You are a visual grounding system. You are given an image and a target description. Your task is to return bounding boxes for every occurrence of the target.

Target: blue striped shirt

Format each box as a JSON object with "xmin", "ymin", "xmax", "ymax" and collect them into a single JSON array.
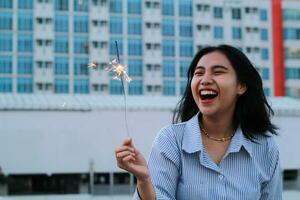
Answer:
[{"xmin": 133, "ymin": 114, "xmax": 282, "ymax": 200}]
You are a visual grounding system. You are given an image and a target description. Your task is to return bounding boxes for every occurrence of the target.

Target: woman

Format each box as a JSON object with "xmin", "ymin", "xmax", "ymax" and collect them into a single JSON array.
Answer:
[{"xmin": 115, "ymin": 45, "xmax": 282, "ymax": 199}]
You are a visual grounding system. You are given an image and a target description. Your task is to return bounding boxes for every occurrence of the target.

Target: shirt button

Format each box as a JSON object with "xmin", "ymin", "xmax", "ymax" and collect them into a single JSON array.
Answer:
[{"xmin": 218, "ymin": 174, "xmax": 224, "ymax": 180}]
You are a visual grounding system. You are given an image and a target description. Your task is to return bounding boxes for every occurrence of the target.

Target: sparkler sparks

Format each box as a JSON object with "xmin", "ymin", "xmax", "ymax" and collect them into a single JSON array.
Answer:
[{"xmin": 106, "ymin": 59, "xmax": 132, "ymax": 82}]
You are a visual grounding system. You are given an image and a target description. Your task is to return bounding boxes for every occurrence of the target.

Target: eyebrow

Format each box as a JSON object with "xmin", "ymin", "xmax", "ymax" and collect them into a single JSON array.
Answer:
[{"xmin": 195, "ymin": 65, "xmax": 229, "ymax": 71}]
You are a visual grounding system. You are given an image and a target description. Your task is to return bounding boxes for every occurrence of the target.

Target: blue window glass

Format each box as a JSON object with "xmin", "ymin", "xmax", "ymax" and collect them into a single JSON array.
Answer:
[
  {"xmin": 128, "ymin": 38, "xmax": 142, "ymax": 56},
  {"xmin": 260, "ymin": 28, "xmax": 268, "ymax": 41},
  {"xmin": 110, "ymin": 38, "xmax": 123, "ymax": 55},
  {"xmin": 74, "ymin": 15, "xmax": 89, "ymax": 33},
  {"xmin": 180, "ymin": 40, "xmax": 193, "ymax": 57},
  {"xmin": 74, "ymin": 57, "xmax": 89, "ymax": 75},
  {"xmin": 162, "ymin": 19, "xmax": 175, "ymax": 36},
  {"xmin": 261, "ymin": 68, "xmax": 269, "ymax": 80},
  {"xmin": 18, "ymin": 34, "xmax": 32, "ymax": 52},
  {"xmin": 163, "ymin": 60, "xmax": 175, "ymax": 77},
  {"xmin": 179, "ymin": 0, "xmax": 192, "ymax": 16},
  {"xmin": 0, "ymin": 0, "xmax": 12, "ymax": 8},
  {"xmin": 263, "ymin": 88, "xmax": 270, "ymax": 96},
  {"xmin": 18, "ymin": 0, "xmax": 33, "ymax": 9},
  {"xmin": 260, "ymin": 9, "xmax": 268, "ymax": 21},
  {"xmin": 214, "ymin": 26, "xmax": 224, "ymax": 39},
  {"xmin": 128, "ymin": 59, "xmax": 143, "ymax": 76},
  {"xmin": 109, "ymin": 80, "xmax": 122, "ymax": 94},
  {"xmin": 74, "ymin": 0, "xmax": 88, "ymax": 12},
  {"xmin": 17, "ymin": 56, "xmax": 33, "ymax": 74},
  {"xmin": 0, "ymin": 77, "xmax": 12, "ymax": 93},
  {"xmin": 128, "ymin": 0, "xmax": 141, "ymax": 14},
  {"xmin": 55, "ymin": 57, "xmax": 69, "ymax": 75},
  {"xmin": 162, "ymin": 40, "xmax": 175, "ymax": 57},
  {"xmin": 129, "ymin": 80, "xmax": 143, "ymax": 95},
  {"xmin": 284, "ymin": 28, "xmax": 300, "ymax": 40},
  {"xmin": 74, "ymin": 36, "xmax": 88, "ymax": 54},
  {"xmin": 261, "ymin": 48, "xmax": 269, "ymax": 60},
  {"xmin": 0, "ymin": 56, "xmax": 12, "ymax": 74},
  {"xmin": 0, "ymin": 33, "xmax": 12, "ymax": 52},
  {"xmin": 284, "ymin": 9, "xmax": 300, "ymax": 21},
  {"xmin": 128, "ymin": 17, "xmax": 142, "ymax": 35},
  {"xmin": 55, "ymin": 15, "xmax": 69, "ymax": 32},
  {"xmin": 180, "ymin": 61, "xmax": 189, "ymax": 77},
  {"xmin": 55, "ymin": 0, "xmax": 68, "ymax": 11},
  {"xmin": 285, "ymin": 68, "xmax": 300, "ymax": 79},
  {"xmin": 0, "ymin": 12, "xmax": 12, "ymax": 30},
  {"xmin": 110, "ymin": 0, "xmax": 122, "ymax": 13},
  {"xmin": 55, "ymin": 78, "xmax": 69, "ymax": 93},
  {"xmin": 110, "ymin": 16, "xmax": 123, "ymax": 34},
  {"xmin": 232, "ymin": 27, "xmax": 242, "ymax": 39},
  {"xmin": 179, "ymin": 20, "xmax": 193, "ymax": 37},
  {"xmin": 18, "ymin": 13, "xmax": 33, "ymax": 31},
  {"xmin": 74, "ymin": 78, "xmax": 89, "ymax": 94},
  {"xmin": 163, "ymin": 80, "xmax": 175, "ymax": 96},
  {"xmin": 214, "ymin": 7, "xmax": 223, "ymax": 19},
  {"xmin": 162, "ymin": 0, "xmax": 174, "ymax": 16},
  {"xmin": 180, "ymin": 80, "xmax": 187, "ymax": 95},
  {"xmin": 17, "ymin": 77, "xmax": 33, "ymax": 93},
  {"xmin": 55, "ymin": 35, "xmax": 69, "ymax": 53}
]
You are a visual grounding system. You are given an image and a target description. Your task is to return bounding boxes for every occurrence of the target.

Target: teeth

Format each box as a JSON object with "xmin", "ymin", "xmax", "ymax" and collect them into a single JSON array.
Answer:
[{"xmin": 200, "ymin": 90, "xmax": 217, "ymax": 95}]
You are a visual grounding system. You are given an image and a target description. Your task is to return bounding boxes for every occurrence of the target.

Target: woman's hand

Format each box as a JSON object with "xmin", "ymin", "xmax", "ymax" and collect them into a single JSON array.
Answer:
[{"xmin": 115, "ymin": 138, "xmax": 150, "ymax": 182}]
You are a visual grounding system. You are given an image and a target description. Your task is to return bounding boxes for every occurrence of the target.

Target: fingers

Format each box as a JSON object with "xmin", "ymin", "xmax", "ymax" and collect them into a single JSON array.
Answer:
[
  {"xmin": 115, "ymin": 145, "xmax": 135, "ymax": 154},
  {"xmin": 122, "ymin": 137, "xmax": 134, "ymax": 147}
]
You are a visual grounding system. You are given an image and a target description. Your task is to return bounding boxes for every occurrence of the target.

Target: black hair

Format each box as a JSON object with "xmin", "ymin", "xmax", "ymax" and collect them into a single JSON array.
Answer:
[{"xmin": 173, "ymin": 44, "xmax": 278, "ymax": 140}]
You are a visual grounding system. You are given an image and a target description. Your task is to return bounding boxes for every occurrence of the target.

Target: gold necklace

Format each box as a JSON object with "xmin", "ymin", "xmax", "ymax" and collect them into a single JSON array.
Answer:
[{"xmin": 200, "ymin": 126, "xmax": 234, "ymax": 142}]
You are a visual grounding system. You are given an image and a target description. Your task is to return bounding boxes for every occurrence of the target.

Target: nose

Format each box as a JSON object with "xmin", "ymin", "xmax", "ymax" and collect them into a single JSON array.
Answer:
[{"xmin": 200, "ymin": 74, "xmax": 213, "ymax": 85}]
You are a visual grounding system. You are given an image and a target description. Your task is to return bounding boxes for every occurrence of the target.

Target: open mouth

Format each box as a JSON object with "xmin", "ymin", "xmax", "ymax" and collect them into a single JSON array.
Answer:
[{"xmin": 199, "ymin": 90, "xmax": 218, "ymax": 100}]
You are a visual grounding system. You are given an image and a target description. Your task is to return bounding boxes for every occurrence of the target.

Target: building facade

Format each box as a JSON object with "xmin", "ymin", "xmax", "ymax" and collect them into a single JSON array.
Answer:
[{"xmin": 0, "ymin": 0, "xmax": 299, "ymax": 97}]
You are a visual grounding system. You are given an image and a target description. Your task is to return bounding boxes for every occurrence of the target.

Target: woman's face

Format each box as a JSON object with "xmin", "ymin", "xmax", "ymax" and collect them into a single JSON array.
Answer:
[{"xmin": 191, "ymin": 51, "xmax": 247, "ymax": 118}]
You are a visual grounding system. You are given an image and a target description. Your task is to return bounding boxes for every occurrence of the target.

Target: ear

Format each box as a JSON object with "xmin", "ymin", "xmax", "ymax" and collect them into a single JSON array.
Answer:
[{"xmin": 237, "ymin": 83, "xmax": 247, "ymax": 96}]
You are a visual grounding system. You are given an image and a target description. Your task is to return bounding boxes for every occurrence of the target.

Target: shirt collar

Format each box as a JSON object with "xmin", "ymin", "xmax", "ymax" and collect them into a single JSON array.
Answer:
[{"xmin": 182, "ymin": 113, "xmax": 253, "ymax": 157}]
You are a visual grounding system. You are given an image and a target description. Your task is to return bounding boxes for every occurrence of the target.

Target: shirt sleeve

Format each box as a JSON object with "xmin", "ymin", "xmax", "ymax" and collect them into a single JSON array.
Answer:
[
  {"xmin": 259, "ymin": 138, "xmax": 283, "ymax": 200},
  {"xmin": 132, "ymin": 126, "xmax": 181, "ymax": 200}
]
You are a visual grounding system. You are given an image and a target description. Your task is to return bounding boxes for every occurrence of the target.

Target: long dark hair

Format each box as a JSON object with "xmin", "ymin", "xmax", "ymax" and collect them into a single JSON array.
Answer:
[{"xmin": 173, "ymin": 44, "xmax": 278, "ymax": 140}]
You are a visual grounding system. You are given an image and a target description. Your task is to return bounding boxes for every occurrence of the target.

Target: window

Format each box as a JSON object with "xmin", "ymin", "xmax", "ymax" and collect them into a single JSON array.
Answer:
[
  {"xmin": 260, "ymin": 9, "xmax": 268, "ymax": 21},
  {"xmin": 232, "ymin": 8, "xmax": 241, "ymax": 20},
  {"xmin": 55, "ymin": 15, "xmax": 68, "ymax": 32},
  {"xmin": 0, "ymin": 33, "xmax": 12, "ymax": 52},
  {"xmin": 55, "ymin": 78, "xmax": 69, "ymax": 93},
  {"xmin": 0, "ymin": 12, "xmax": 12, "ymax": 30},
  {"xmin": 110, "ymin": 16, "xmax": 123, "ymax": 34},
  {"xmin": 163, "ymin": 80, "xmax": 175, "ymax": 96},
  {"xmin": 18, "ymin": 34, "xmax": 33, "ymax": 52},
  {"xmin": 260, "ymin": 28, "xmax": 268, "ymax": 41},
  {"xmin": 162, "ymin": 0, "xmax": 174, "ymax": 16},
  {"xmin": 74, "ymin": 79, "xmax": 89, "ymax": 94},
  {"xmin": 0, "ymin": 0, "xmax": 12, "ymax": 8},
  {"xmin": 128, "ymin": 0, "xmax": 141, "ymax": 14},
  {"xmin": 18, "ymin": 13, "xmax": 33, "ymax": 31},
  {"xmin": 261, "ymin": 68, "xmax": 269, "ymax": 80},
  {"xmin": 55, "ymin": 0, "xmax": 68, "ymax": 11},
  {"xmin": 284, "ymin": 9, "xmax": 300, "ymax": 21},
  {"xmin": 286, "ymin": 68, "xmax": 300, "ymax": 79},
  {"xmin": 18, "ymin": 0, "xmax": 33, "ymax": 9},
  {"xmin": 162, "ymin": 19, "xmax": 174, "ymax": 36},
  {"xmin": 17, "ymin": 56, "xmax": 33, "ymax": 74},
  {"xmin": 110, "ymin": 80, "xmax": 122, "ymax": 94},
  {"xmin": 110, "ymin": 38, "xmax": 123, "ymax": 55},
  {"xmin": 110, "ymin": 0, "xmax": 122, "ymax": 13},
  {"xmin": 128, "ymin": 38, "xmax": 142, "ymax": 56},
  {"xmin": 129, "ymin": 80, "xmax": 143, "ymax": 95},
  {"xmin": 17, "ymin": 77, "xmax": 33, "ymax": 93},
  {"xmin": 74, "ymin": 36, "xmax": 88, "ymax": 54},
  {"xmin": 284, "ymin": 28, "xmax": 300, "ymax": 40},
  {"xmin": 180, "ymin": 80, "xmax": 187, "ymax": 95},
  {"xmin": 179, "ymin": 20, "xmax": 193, "ymax": 37},
  {"xmin": 55, "ymin": 57, "xmax": 69, "ymax": 75},
  {"xmin": 180, "ymin": 40, "xmax": 193, "ymax": 57},
  {"xmin": 232, "ymin": 27, "xmax": 242, "ymax": 39},
  {"xmin": 179, "ymin": 0, "xmax": 192, "ymax": 16},
  {"xmin": 261, "ymin": 48, "xmax": 269, "ymax": 60},
  {"xmin": 74, "ymin": 0, "xmax": 88, "ymax": 12},
  {"xmin": 128, "ymin": 59, "xmax": 143, "ymax": 76},
  {"xmin": 0, "ymin": 56, "xmax": 12, "ymax": 74},
  {"xmin": 162, "ymin": 40, "xmax": 175, "ymax": 57},
  {"xmin": 55, "ymin": 35, "xmax": 69, "ymax": 53},
  {"xmin": 214, "ymin": 26, "xmax": 223, "ymax": 39},
  {"xmin": 180, "ymin": 61, "xmax": 189, "ymax": 77},
  {"xmin": 74, "ymin": 16, "xmax": 89, "ymax": 33},
  {"xmin": 163, "ymin": 60, "xmax": 175, "ymax": 77},
  {"xmin": 74, "ymin": 57, "xmax": 89, "ymax": 75},
  {"xmin": 214, "ymin": 7, "xmax": 223, "ymax": 19},
  {"xmin": 128, "ymin": 17, "xmax": 142, "ymax": 35},
  {"xmin": 263, "ymin": 88, "xmax": 270, "ymax": 97},
  {"xmin": 0, "ymin": 77, "xmax": 12, "ymax": 92}
]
